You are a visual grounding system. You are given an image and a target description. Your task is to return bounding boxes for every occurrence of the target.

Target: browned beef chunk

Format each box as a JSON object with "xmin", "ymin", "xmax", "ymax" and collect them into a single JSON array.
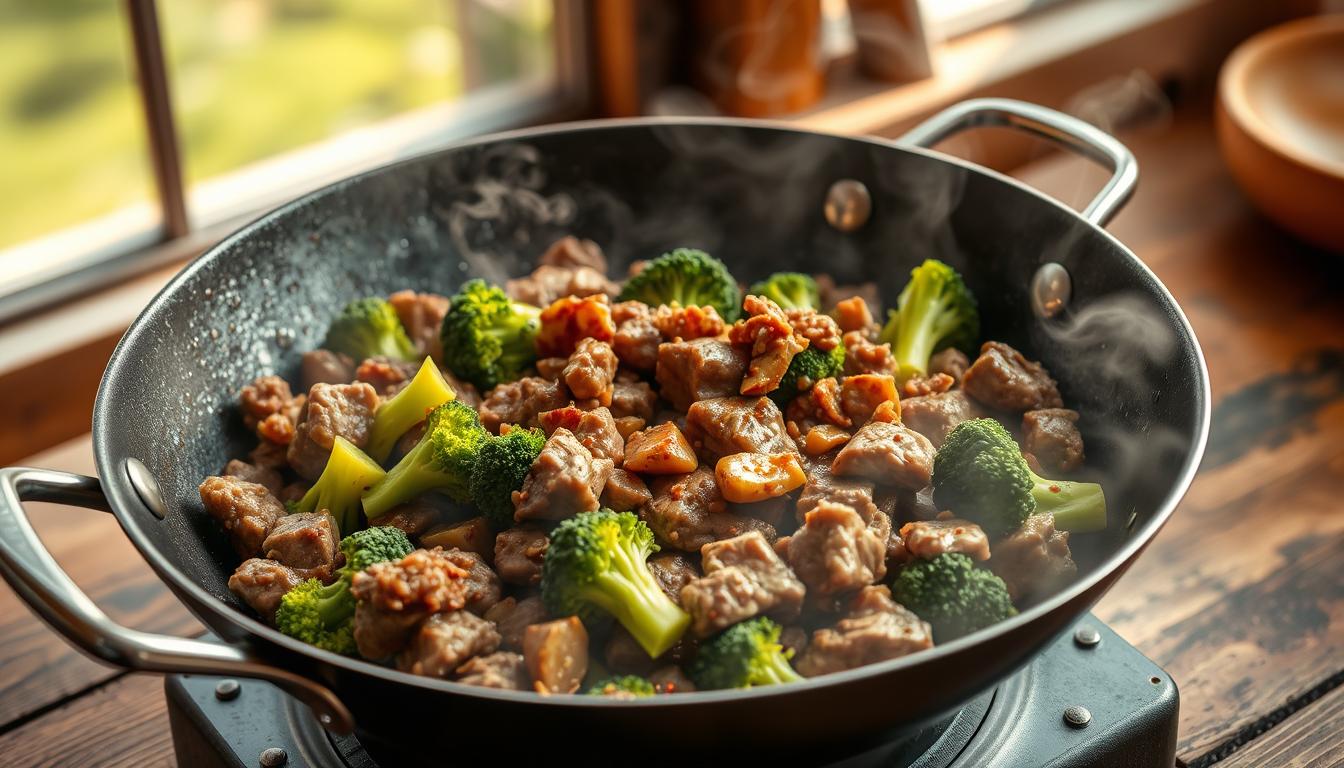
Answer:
[
  {"xmin": 796, "ymin": 585, "xmax": 934, "ymax": 676},
  {"xmin": 788, "ymin": 502, "xmax": 886, "ymax": 596},
  {"xmin": 262, "ymin": 512, "xmax": 339, "ymax": 581},
  {"xmin": 1022, "ymin": 408, "xmax": 1085, "ymax": 473},
  {"xmin": 831, "ymin": 422, "xmax": 935, "ymax": 489},
  {"xmin": 440, "ymin": 548, "xmax": 502, "ymax": 615},
  {"xmin": 540, "ymin": 236, "xmax": 607, "ymax": 272},
  {"xmin": 278, "ymin": 481, "xmax": 309, "ymax": 504},
  {"xmin": 249, "ymin": 440, "xmax": 291, "ymax": 471},
  {"xmin": 609, "ymin": 380, "xmax": 658, "ymax": 423},
  {"xmin": 901, "ymin": 390, "xmax": 980, "ymax": 449},
  {"xmin": 647, "ymin": 552, "xmax": 700, "ymax": 606},
  {"xmin": 929, "ymin": 348, "xmax": 970, "ymax": 383},
  {"xmin": 506, "ymin": 264, "xmax": 617, "ymax": 307},
  {"xmin": 656, "ymin": 338, "xmax": 749, "ymax": 412},
  {"xmin": 563, "ymin": 338, "xmax": 618, "ymax": 406},
  {"xmin": 454, "ymin": 651, "xmax": 528, "ymax": 690},
  {"xmin": 604, "ymin": 626, "xmax": 657, "ymax": 675},
  {"xmin": 387, "ymin": 290, "xmax": 450, "ymax": 363},
  {"xmin": 601, "ymin": 468, "xmax": 653, "ymax": 512},
  {"xmin": 642, "ymin": 468, "xmax": 775, "ymax": 552},
  {"xmin": 513, "ymin": 429, "xmax": 614, "ymax": 521},
  {"xmin": 623, "ymin": 422, "xmax": 698, "ymax": 474},
  {"xmin": 352, "ymin": 604, "xmax": 424, "ymax": 661},
  {"xmin": 228, "ymin": 559, "xmax": 302, "ymax": 623},
  {"xmin": 379, "ymin": 501, "xmax": 445, "ymax": 541},
  {"xmin": 350, "ymin": 548, "xmax": 473, "ymax": 659},
  {"xmin": 538, "ymin": 406, "xmax": 624, "ymax": 464},
  {"xmin": 681, "ymin": 531, "xmax": 805, "ymax": 637},
  {"xmin": 963, "ymin": 341, "xmax": 1063, "ymax": 412},
  {"xmin": 479, "ymin": 377, "xmax": 568, "ymax": 434},
  {"xmin": 524, "ymin": 616, "xmax": 589, "ymax": 694},
  {"xmin": 611, "ymin": 301, "xmax": 661, "ymax": 372},
  {"xmin": 990, "ymin": 513, "xmax": 1077, "ymax": 602},
  {"xmin": 684, "ymin": 396, "xmax": 797, "ymax": 460},
  {"xmin": 354, "ymin": 356, "xmax": 419, "ymax": 397},
  {"xmin": 535, "ymin": 356, "xmax": 567, "ymax": 381},
  {"xmin": 223, "ymin": 459, "xmax": 281, "ymax": 496},
  {"xmin": 796, "ymin": 456, "xmax": 879, "ymax": 525},
  {"xmin": 484, "ymin": 595, "xmax": 549, "ymax": 651},
  {"xmin": 899, "ymin": 519, "xmax": 990, "ymax": 561},
  {"xmin": 779, "ymin": 625, "xmax": 810, "ymax": 657},
  {"xmin": 729, "ymin": 295, "xmax": 810, "ymax": 396},
  {"xmin": 301, "ymin": 349, "xmax": 355, "ymax": 390},
  {"xmin": 286, "ymin": 382, "xmax": 379, "ymax": 480},
  {"xmin": 494, "ymin": 527, "xmax": 549, "ymax": 586},
  {"xmin": 199, "ymin": 476, "xmax": 285, "ymax": 559},
  {"xmin": 649, "ymin": 665, "xmax": 697, "ymax": 694},
  {"xmin": 239, "ymin": 376, "xmax": 298, "ymax": 432},
  {"xmin": 396, "ymin": 611, "xmax": 501, "ymax": 678}
]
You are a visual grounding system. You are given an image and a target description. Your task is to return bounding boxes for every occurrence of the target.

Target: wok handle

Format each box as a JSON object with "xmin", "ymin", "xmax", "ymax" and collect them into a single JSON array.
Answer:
[
  {"xmin": 0, "ymin": 466, "xmax": 355, "ymax": 734},
  {"xmin": 899, "ymin": 97, "xmax": 1138, "ymax": 227}
]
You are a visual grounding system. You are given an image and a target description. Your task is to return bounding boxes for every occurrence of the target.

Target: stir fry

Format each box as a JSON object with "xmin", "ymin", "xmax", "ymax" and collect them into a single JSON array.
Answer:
[{"xmin": 200, "ymin": 237, "xmax": 1105, "ymax": 695}]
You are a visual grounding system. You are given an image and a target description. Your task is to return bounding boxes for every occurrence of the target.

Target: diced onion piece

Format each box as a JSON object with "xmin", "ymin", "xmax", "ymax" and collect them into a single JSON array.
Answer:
[
  {"xmin": 804, "ymin": 424, "xmax": 852, "ymax": 456},
  {"xmin": 714, "ymin": 452, "xmax": 806, "ymax": 503},
  {"xmin": 623, "ymin": 422, "xmax": 698, "ymax": 474}
]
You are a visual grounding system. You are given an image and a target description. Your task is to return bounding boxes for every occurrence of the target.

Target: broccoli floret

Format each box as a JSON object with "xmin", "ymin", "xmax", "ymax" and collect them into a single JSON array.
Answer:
[
  {"xmin": 361, "ymin": 400, "xmax": 488, "ymax": 519},
  {"xmin": 877, "ymin": 259, "xmax": 979, "ymax": 379},
  {"xmin": 689, "ymin": 617, "xmax": 802, "ymax": 690},
  {"xmin": 274, "ymin": 526, "xmax": 412, "ymax": 655},
  {"xmin": 617, "ymin": 248, "xmax": 742, "ymax": 322},
  {"xmin": 291, "ymin": 436, "xmax": 386, "ymax": 538},
  {"xmin": 469, "ymin": 427, "xmax": 546, "ymax": 529},
  {"xmin": 748, "ymin": 272, "xmax": 820, "ymax": 311},
  {"xmin": 586, "ymin": 675, "xmax": 656, "ymax": 698},
  {"xmin": 541, "ymin": 509, "xmax": 690, "ymax": 658},
  {"xmin": 771, "ymin": 344, "xmax": 846, "ymax": 405},
  {"xmin": 324, "ymin": 297, "xmax": 417, "ymax": 362},
  {"xmin": 933, "ymin": 418, "xmax": 1107, "ymax": 536},
  {"xmin": 890, "ymin": 553, "xmax": 1016, "ymax": 642},
  {"xmin": 439, "ymin": 279, "xmax": 541, "ymax": 391},
  {"xmin": 366, "ymin": 357, "xmax": 457, "ymax": 463}
]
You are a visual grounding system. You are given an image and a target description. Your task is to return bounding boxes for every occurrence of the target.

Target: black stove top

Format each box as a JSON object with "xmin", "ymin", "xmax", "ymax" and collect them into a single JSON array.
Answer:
[{"xmin": 166, "ymin": 614, "xmax": 1177, "ymax": 768}]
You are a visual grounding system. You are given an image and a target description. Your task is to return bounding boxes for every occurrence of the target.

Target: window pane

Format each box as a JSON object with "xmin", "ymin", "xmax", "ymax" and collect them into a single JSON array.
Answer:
[
  {"xmin": 160, "ymin": 0, "xmax": 555, "ymax": 189},
  {"xmin": 0, "ymin": 0, "xmax": 156, "ymax": 254}
]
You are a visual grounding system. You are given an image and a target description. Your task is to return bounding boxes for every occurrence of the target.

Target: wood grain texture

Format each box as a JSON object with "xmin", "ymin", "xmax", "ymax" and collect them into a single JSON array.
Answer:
[
  {"xmin": 0, "ymin": 674, "xmax": 175, "ymax": 768},
  {"xmin": 1219, "ymin": 684, "xmax": 1344, "ymax": 768}
]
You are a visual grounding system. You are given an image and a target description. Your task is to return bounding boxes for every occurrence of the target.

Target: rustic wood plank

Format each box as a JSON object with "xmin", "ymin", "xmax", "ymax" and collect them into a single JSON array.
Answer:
[
  {"xmin": 1218, "ymin": 683, "xmax": 1344, "ymax": 768},
  {"xmin": 0, "ymin": 438, "xmax": 201, "ymax": 727},
  {"xmin": 0, "ymin": 674, "xmax": 175, "ymax": 768}
]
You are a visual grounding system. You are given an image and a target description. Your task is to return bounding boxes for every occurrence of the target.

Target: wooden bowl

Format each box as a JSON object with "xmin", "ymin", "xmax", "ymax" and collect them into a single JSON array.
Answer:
[{"xmin": 1217, "ymin": 15, "xmax": 1344, "ymax": 251}]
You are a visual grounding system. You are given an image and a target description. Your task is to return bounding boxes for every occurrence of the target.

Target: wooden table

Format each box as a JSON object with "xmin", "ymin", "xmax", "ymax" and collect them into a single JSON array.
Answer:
[{"xmin": 1, "ymin": 105, "xmax": 1340, "ymax": 767}]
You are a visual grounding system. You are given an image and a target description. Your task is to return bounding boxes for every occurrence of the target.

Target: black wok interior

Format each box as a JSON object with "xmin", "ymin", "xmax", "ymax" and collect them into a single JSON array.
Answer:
[{"xmin": 93, "ymin": 122, "xmax": 1206, "ymax": 753}]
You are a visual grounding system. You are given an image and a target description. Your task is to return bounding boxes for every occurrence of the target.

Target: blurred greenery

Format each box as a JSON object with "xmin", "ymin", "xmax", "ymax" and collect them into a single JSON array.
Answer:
[{"xmin": 0, "ymin": 0, "xmax": 551, "ymax": 252}]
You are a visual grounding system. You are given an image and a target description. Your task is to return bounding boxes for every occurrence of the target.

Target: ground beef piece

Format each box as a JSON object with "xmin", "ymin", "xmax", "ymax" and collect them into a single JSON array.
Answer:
[
  {"xmin": 623, "ymin": 422, "xmax": 698, "ymax": 474},
  {"xmin": 223, "ymin": 460, "xmax": 282, "ymax": 496},
  {"xmin": 647, "ymin": 552, "xmax": 701, "ymax": 606},
  {"xmin": 796, "ymin": 585, "xmax": 933, "ymax": 677},
  {"xmin": 479, "ymin": 377, "xmax": 568, "ymax": 434},
  {"xmin": 537, "ymin": 294, "xmax": 615, "ymax": 359},
  {"xmin": 900, "ymin": 373, "xmax": 956, "ymax": 398},
  {"xmin": 650, "ymin": 665, "xmax": 697, "ymax": 694},
  {"xmin": 656, "ymin": 339, "xmax": 750, "ymax": 412},
  {"xmin": 350, "ymin": 548, "xmax": 473, "ymax": 658},
  {"xmin": 286, "ymin": 382, "xmax": 379, "ymax": 480},
  {"xmin": 539, "ymin": 235, "xmax": 607, "ymax": 272},
  {"xmin": 378, "ymin": 501, "xmax": 444, "ymax": 541},
  {"xmin": 455, "ymin": 651, "xmax": 529, "ymax": 690},
  {"xmin": 785, "ymin": 309, "xmax": 842, "ymax": 352},
  {"xmin": 1022, "ymin": 408, "xmax": 1085, "ymax": 474},
  {"xmin": 539, "ymin": 406, "xmax": 625, "ymax": 464},
  {"xmin": 506, "ymin": 264, "xmax": 618, "ymax": 307},
  {"xmin": 990, "ymin": 513, "xmax": 1077, "ymax": 602},
  {"xmin": 494, "ymin": 527, "xmax": 549, "ymax": 586},
  {"xmin": 787, "ymin": 377, "xmax": 850, "ymax": 430},
  {"xmin": 842, "ymin": 332, "xmax": 898, "ymax": 377},
  {"xmin": 513, "ymin": 429, "xmax": 614, "ymax": 521},
  {"xmin": 301, "ymin": 349, "xmax": 355, "ymax": 390},
  {"xmin": 788, "ymin": 502, "xmax": 886, "ymax": 596},
  {"xmin": 562, "ymin": 338, "xmax": 618, "ymax": 405},
  {"xmin": 730, "ymin": 295, "xmax": 809, "ymax": 396},
  {"xmin": 681, "ymin": 531, "xmax": 805, "ymax": 637},
  {"xmin": 228, "ymin": 559, "xmax": 302, "ymax": 623},
  {"xmin": 535, "ymin": 357, "xmax": 567, "ymax": 381},
  {"xmin": 900, "ymin": 519, "xmax": 990, "ymax": 561},
  {"xmin": 609, "ymin": 380, "xmax": 658, "ymax": 422},
  {"xmin": 684, "ymin": 396, "xmax": 797, "ymax": 460},
  {"xmin": 900, "ymin": 390, "xmax": 980, "ymax": 449},
  {"xmin": 397, "ymin": 611, "xmax": 501, "ymax": 678},
  {"xmin": 239, "ymin": 376, "xmax": 299, "ymax": 432},
  {"xmin": 833, "ymin": 296, "xmax": 877, "ymax": 335},
  {"xmin": 249, "ymin": 440, "xmax": 291, "ymax": 471},
  {"xmin": 831, "ymin": 422, "xmax": 935, "ymax": 490},
  {"xmin": 262, "ymin": 512, "xmax": 339, "ymax": 581},
  {"xmin": 524, "ymin": 616, "xmax": 589, "ymax": 694},
  {"xmin": 963, "ymin": 341, "xmax": 1064, "ymax": 412},
  {"xmin": 484, "ymin": 595, "xmax": 549, "ymax": 651},
  {"xmin": 929, "ymin": 348, "xmax": 970, "ymax": 383},
  {"xmin": 601, "ymin": 468, "xmax": 653, "ymax": 512},
  {"xmin": 441, "ymin": 548, "xmax": 502, "ymax": 615},
  {"xmin": 355, "ymin": 356, "xmax": 420, "ymax": 397},
  {"xmin": 840, "ymin": 374, "xmax": 898, "ymax": 425},
  {"xmin": 388, "ymin": 290, "xmax": 450, "ymax": 363},
  {"xmin": 642, "ymin": 468, "xmax": 775, "ymax": 552},
  {"xmin": 278, "ymin": 481, "xmax": 310, "ymax": 505},
  {"xmin": 612, "ymin": 301, "xmax": 662, "ymax": 372},
  {"xmin": 199, "ymin": 476, "xmax": 286, "ymax": 559},
  {"xmin": 652, "ymin": 304, "xmax": 725, "ymax": 341}
]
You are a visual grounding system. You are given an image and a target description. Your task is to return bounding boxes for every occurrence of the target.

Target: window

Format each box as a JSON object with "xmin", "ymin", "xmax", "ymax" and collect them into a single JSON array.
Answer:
[
  {"xmin": 0, "ymin": 0, "xmax": 586, "ymax": 323},
  {"xmin": 919, "ymin": 0, "xmax": 1073, "ymax": 41}
]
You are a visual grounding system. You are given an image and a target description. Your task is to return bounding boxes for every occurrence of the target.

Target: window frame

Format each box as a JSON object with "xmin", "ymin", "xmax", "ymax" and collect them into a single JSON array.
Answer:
[{"xmin": 0, "ymin": 0, "xmax": 591, "ymax": 325}]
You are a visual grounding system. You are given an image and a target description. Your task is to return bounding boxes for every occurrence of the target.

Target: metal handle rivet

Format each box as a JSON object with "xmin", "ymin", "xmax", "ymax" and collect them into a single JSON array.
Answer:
[
  {"xmin": 259, "ymin": 747, "xmax": 288, "ymax": 767},
  {"xmin": 1031, "ymin": 262, "xmax": 1072, "ymax": 319},
  {"xmin": 1074, "ymin": 626, "xmax": 1101, "ymax": 648},
  {"xmin": 214, "ymin": 679, "xmax": 240, "ymax": 701},
  {"xmin": 1064, "ymin": 705, "xmax": 1092, "ymax": 728},
  {"xmin": 824, "ymin": 180, "xmax": 872, "ymax": 232},
  {"xmin": 125, "ymin": 458, "xmax": 168, "ymax": 519}
]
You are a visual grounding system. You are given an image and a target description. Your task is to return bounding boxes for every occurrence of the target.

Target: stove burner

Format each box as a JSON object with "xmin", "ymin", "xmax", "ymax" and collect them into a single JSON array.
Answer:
[{"xmin": 166, "ymin": 615, "xmax": 1177, "ymax": 768}]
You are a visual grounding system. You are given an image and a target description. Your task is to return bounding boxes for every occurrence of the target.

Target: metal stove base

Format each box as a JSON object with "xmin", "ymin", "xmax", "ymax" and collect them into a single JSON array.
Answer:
[{"xmin": 166, "ymin": 614, "xmax": 1177, "ymax": 768}]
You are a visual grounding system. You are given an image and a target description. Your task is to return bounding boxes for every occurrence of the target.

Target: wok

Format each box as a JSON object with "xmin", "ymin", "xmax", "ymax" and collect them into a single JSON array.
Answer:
[{"xmin": 0, "ymin": 99, "xmax": 1209, "ymax": 760}]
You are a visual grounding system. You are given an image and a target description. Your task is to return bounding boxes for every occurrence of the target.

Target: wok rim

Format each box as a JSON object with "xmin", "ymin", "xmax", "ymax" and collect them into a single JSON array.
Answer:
[{"xmin": 92, "ymin": 115, "xmax": 1212, "ymax": 709}]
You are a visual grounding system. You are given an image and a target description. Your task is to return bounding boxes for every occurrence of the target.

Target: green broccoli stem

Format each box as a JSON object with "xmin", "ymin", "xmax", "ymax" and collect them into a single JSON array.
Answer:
[
  {"xmin": 755, "ymin": 648, "xmax": 804, "ymax": 685},
  {"xmin": 315, "ymin": 579, "xmax": 356, "ymax": 627},
  {"xmin": 582, "ymin": 542, "xmax": 689, "ymax": 658},
  {"xmin": 892, "ymin": 297, "xmax": 956, "ymax": 380},
  {"xmin": 294, "ymin": 436, "xmax": 386, "ymax": 537},
  {"xmin": 366, "ymin": 358, "xmax": 456, "ymax": 463},
  {"xmin": 488, "ymin": 307, "xmax": 541, "ymax": 370},
  {"xmin": 361, "ymin": 437, "xmax": 447, "ymax": 520},
  {"xmin": 1030, "ymin": 472, "xmax": 1108, "ymax": 533}
]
